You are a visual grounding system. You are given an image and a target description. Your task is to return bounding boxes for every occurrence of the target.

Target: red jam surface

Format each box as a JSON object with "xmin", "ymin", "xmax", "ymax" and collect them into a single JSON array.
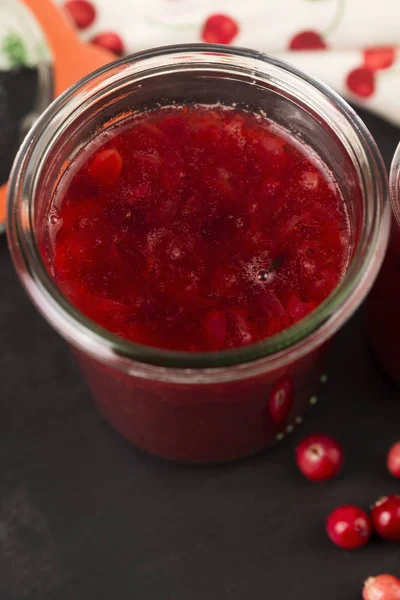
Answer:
[{"xmin": 43, "ymin": 105, "xmax": 350, "ymax": 352}]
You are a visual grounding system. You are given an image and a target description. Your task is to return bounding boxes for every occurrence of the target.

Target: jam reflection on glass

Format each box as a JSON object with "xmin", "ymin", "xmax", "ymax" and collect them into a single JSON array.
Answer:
[{"xmin": 41, "ymin": 105, "xmax": 350, "ymax": 461}]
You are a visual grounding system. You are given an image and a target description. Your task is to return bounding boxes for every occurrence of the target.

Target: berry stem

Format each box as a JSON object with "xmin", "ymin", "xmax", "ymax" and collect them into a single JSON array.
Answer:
[{"xmin": 322, "ymin": 0, "xmax": 346, "ymax": 38}]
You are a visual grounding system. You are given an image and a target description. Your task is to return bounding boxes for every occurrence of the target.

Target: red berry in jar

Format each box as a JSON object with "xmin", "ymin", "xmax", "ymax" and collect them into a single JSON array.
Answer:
[
  {"xmin": 91, "ymin": 32, "xmax": 125, "ymax": 56},
  {"xmin": 88, "ymin": 148, "xmax": 123, "ymax": 186},
  {"xmin": 202, "ymin": 310, "xmax": 227, "ymax": 350},
  {"xmin": 326, "ymin": 505, "xmax": 372, "ymax": 550},
  {"xmin": 363, "ymin": 575, "xmax": 400, "ymax": 600},
  {"xmin": 387, "ymin": 442, "xmax": 400, "ymax": 478},
  {"xmin": 289, "ymin": 30, "xmax": 327, "ymax": 51},
  {"xmin": 346, "ymin": 67, "xmax": 375, "ymax": 98},
  {"xmin": 296, "ymin": 434, "xmax": 343, "ymax": 481},
  {"xmin": 371, "ymin": 495, "xmax": 400, "ymax": 541},
  {"xmin": 268, "ymin": 376, "xmax": 293, "ymax": 424},
  {"xmin": 201, "ymin": 14, "xmax": 239, "ymax": 45},
  {"xmin": 64, "ymin": 0, "xmax": 96, "ymax": 30}
]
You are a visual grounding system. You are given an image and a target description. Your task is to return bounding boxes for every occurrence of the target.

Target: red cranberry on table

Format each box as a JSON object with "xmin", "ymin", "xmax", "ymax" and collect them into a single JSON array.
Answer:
[
  {"xmin": 295, "ymin": 434, "xmax": 344, "ymax": 481},
  {"xmin": 363, "ymin": 47, "xmax": 397, "ymax": 71},
  {"xmin": 91, "ymin": 32, "xmax": 125, "ymax": 56},
  {"xmin": 64, "ymin": 0, "xmax": 96, "ymax": 30},
  {"xmin": 387, "ymin": 442, "xmax": 400, "ymax": 478},
  {"xmin": 201, "ymin": 14, "xmax": 239, "ymax": 45},
  {"xmin": 326, "ymin": 505, "xmax": 372, "ymax": 550},
  {"xmin": 289, "ymin": 30, "xmax": 327, "ymax": 51},
  {"xmin": 346, "ymin": 68, "xmax": 375, "ymax": 98},
  {"xmin": 363, "ymin": 575, "xmax": 400, "ymax": 600},
  {"xmin": 371, "ymin": 495, "xmax": 400, "ymax": 541}
]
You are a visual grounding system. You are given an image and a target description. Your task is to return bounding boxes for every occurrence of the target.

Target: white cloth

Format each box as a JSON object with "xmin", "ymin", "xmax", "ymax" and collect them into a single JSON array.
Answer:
[{"xmin": 57, "ymin": 0, "xmax": 400, "ymax": 126}]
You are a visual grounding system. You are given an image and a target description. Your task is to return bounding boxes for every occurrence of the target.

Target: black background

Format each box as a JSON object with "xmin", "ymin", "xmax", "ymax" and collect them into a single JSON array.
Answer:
[{"xmin": 0, "ymin": 107, "xmax": 399, "ymax": 600}]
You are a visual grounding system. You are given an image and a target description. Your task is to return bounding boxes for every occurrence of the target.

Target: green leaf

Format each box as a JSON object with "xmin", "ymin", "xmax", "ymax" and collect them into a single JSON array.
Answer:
[{"xmin": 2, "ymin": 32, "xmax": 28, "ymax": 68}]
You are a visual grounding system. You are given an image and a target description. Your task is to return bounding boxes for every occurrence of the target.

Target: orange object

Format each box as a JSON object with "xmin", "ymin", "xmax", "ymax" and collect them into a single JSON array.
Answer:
[{"xmin": 0, "ymin": 0, "xmax": 115, "ymax": 226}]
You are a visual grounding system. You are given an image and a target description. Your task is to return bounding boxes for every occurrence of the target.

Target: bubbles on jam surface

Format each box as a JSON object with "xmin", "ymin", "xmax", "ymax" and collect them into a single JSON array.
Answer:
[
  {"xmin": 43, "ymin": 105, "xmax": 350, "ymax": 351},
  {"xmin": 257, "ymin": 270, "xmax": 269, "ymax": 282}
]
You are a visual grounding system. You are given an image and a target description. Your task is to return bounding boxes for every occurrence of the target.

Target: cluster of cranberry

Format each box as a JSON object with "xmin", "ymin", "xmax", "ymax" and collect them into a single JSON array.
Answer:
[{"xmin": 296, "ymin": 436, "xmax": 400, "ymax": 598}]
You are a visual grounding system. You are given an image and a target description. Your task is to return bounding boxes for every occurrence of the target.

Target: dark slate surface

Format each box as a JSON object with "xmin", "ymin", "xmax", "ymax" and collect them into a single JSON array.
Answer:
[{"xmin": 0, "ymin": 105, "xmax": 399, "ymax": 600}]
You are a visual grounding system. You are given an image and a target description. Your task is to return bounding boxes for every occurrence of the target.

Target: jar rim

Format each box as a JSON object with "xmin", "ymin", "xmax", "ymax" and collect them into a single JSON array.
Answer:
[
  {"xmin": 390, "ymin": 143, "xmax": 400, "ymax": 226},
  {"xmin": 6, "ymin": 43, "xmax": 390, "ymax": 380}
]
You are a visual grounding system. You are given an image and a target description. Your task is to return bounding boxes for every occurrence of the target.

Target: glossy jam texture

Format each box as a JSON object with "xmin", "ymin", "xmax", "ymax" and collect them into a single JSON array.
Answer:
[{"xmin": 44, "ymin": 105, "xmax": 350, "ymax": 351}]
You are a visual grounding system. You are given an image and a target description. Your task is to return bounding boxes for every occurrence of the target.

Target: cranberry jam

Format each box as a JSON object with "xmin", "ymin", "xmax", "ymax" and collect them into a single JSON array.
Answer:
[{"xmin": 43, "ymin": 105, "xmax": 350, "ymax": 351}]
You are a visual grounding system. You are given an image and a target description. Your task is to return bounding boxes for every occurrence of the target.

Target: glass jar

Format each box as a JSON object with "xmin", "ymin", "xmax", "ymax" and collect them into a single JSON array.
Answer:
[
  {"xmin": 367, "ymin": 143, "xmax": 400, "ymax": 382},
  {"xmin": 7, "ymin": 44, "xmax": 389, "ymax": 462},
  {"xmin": 0, "ymin": 0, "xmax": 53, "ymax": 231}
]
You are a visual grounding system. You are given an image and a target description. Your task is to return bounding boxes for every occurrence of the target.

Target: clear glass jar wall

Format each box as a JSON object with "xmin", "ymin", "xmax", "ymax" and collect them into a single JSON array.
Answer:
[{"xmin": 7, "ymin": 45, "xmax": 389, "ymax": 462}]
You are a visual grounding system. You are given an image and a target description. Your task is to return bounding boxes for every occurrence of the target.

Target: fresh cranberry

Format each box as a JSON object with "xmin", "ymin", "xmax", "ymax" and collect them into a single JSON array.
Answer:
[
  {"xmin": 91, "ymin": 32, "xmax": 125, "ymax": 56},
  {"xmin": 387, "ymin": 442, "xmax": 400, "ymax": 478},
  {"xmin": 201, "ymin": 14, "xmax": 239, "ymax": 45},
  {"xmin": 289, "ymin": 30, "xmax": 327, "ymax": 51},
  {"xmin": 296, "ymin": 434, "xmax": 343, "ymax": 481},
  {"xmin": 326, "ymin": 505, "xmax": 372, "ymax": 549},
  {"xmin": 64, "ymin": 0, "xmax": 96, "ymax": 30},
  {"xmin": 88, "ymin": 148, "xmax": 123, "ymax": 185},
  {"xmin": 268, "ymin": 376, "xmax": 293, "ymax": 424},
  {"xmin": 346, "ymin": 68, "xmax": 375, "ymax": 98},
  {"xmin": 371, "ymin": 495, "xmax": 400, "ymax": 541},
  {"xmin": 363, "ymin": 575, "xmax": 400, "ymax": 600},
  {"xmin": 363, "ymin": 47, "xmax": 396, "ymax": 71}
]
